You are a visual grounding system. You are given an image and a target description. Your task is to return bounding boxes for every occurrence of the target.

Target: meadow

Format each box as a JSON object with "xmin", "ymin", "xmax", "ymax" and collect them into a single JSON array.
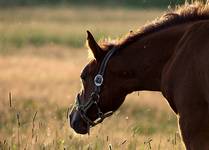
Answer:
[{"xmin": 0, "ymin": 6, "xmax": 184, "ymax": 149}]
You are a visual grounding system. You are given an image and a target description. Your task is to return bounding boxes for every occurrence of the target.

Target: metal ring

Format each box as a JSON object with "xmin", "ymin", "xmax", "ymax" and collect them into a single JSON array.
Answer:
[{"xmin": 94, "ymin": 74, "xmax": 103, "ymax": 87}]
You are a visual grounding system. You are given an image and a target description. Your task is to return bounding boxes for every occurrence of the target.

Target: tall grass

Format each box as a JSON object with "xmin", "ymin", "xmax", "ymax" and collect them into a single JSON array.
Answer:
[
  {"xmin": 0, "ymin": 7, "xmax": 163, "ymax": 52},
  {"xmin": 0, "ymin": 6, "xmax": 185, "ymax": 149},
  {"xmin": 0, "ymin": 95, "xmax": 183, "ymax": 149}
]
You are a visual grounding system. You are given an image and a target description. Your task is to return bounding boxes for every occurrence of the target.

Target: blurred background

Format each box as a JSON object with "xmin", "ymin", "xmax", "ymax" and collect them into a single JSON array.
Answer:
[
  {"xmin": 0, "ymin": 0, "xmax": 185, "ymax": 7},
  {"xmin": 0, "ymin": 0, "xmax": 199, "ymax": 149}
]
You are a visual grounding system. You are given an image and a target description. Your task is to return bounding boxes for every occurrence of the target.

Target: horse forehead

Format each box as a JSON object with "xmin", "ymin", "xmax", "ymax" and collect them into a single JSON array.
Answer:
[
  {"xmin": 81, "ymin": 60, "xmax": 97, "ymax": 74},
  {"xmin": 81, "ymin": 65, "xmax": 88, "ymax": 76}
]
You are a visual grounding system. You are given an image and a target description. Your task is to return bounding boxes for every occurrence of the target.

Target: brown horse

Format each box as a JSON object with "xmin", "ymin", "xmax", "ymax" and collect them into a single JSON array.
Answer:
[{"xmin": 69, "ymin": 3, "xmax": 209, "ymax": 150}]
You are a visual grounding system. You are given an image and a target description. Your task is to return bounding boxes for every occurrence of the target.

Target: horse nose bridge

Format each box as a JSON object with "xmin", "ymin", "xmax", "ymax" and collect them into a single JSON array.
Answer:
[
  {"xmin": 69, "ymin": 93, "xmax": 80, "ymax": 121},
  {"xmin": 69, "ymin": 108, "xmax": 76, "ymax": 121}
]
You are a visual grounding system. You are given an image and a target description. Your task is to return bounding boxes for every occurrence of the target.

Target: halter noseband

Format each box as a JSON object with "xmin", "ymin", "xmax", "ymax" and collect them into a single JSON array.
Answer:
[{"xmin": 75, "ymin": 47, "xmax": 118, "ymax": 128}]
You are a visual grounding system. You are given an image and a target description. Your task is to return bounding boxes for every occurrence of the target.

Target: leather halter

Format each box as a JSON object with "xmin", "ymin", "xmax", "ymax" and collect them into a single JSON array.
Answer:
[{"xmin": 75, "ymin": 47, "xmax": 118, "ymax": 128}]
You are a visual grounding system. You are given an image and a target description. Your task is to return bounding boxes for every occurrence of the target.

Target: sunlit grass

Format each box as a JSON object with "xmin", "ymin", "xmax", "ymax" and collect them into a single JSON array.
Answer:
[
  {"xmin": 0, "ymin": 7, "xmax": 163, "ymax": 51},
  {"xmin": 0, "ymin": 96, "xmax": 183, "ymax": 150},
  {"xmin": 0, "ymin": 48, "xmax": 184, "ymax": 149},
  {"xmin": 0, "ymin": 6, "xmax": 185, "ymax": 149}
]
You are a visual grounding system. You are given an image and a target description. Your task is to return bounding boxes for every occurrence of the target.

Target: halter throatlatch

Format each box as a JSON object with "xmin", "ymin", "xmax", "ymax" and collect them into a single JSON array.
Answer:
[{"xmin": 74, "ymin": 47, "xmax": 118, "ymax": 128}]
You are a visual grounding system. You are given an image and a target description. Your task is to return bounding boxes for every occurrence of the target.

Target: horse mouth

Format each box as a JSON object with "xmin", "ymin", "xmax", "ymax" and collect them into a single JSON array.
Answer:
[
  {"xmin": 72, "ymin": 125, "xmax": 89, "ymax": 134},
  {"xmin": 70, "ymin": 120, "xmax": 89, "ymax": 134}
]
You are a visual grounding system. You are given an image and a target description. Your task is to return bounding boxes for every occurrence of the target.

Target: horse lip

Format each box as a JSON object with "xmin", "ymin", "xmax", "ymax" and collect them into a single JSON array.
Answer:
[
  {"xmin": 70, "ymin": 119, "xmax": 88, "ymax": 134},
  {"xmin": 73, "ymin": 126, "xmax": 89, "ymax": 134}
]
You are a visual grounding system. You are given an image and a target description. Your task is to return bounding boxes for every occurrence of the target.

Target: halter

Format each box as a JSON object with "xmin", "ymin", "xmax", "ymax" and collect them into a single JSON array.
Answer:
[{"xmin": 75, "ymin": 47, "xmax": 118, "ymax": 128}]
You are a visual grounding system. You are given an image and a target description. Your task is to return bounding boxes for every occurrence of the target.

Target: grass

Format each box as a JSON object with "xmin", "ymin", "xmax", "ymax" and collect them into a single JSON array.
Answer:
[
  {"xmin": 0, "ymin": 6, "xmax": 185, "ymax": 149},
  {"xmin": 0, "ymin": 6, "xmax": 163, "ymax": 52},
  {"xmin": 0, "ymin": 96, "xmax": 183, "ymax": 150}
]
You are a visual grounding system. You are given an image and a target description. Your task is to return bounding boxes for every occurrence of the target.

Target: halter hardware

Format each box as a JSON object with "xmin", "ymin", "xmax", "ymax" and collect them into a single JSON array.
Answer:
[
  {"xmin": 73, "ymin": 47, "xmax": 118, "ymax": 128},
  {"xmin": 76, "ymin": 94, "xmax": 113, "ymax": 127},
  {"xmin": 94, "ymin": 74, "xmax": 103, "ymax": 87}
]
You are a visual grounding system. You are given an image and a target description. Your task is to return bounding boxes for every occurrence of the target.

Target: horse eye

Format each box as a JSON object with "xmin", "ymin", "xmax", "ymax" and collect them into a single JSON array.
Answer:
[
  {"xmin": 123, "ymin": 72, "xmax": 128, "ymax": 76},
  {"xmin": 122, "ymin": 71, "xmax": 129, "ymax": 77},
  {"xmin": 122, "ymin": 71, "xmax": 134, "ymax": 78}
]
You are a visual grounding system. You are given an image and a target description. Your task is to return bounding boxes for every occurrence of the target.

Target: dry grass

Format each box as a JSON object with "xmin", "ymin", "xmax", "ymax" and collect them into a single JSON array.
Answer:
[
  {"xmin": 0, "ymin": 6, "xmax": 184, "ymax": 149},
  {"xmin": 0, "ymin": 46, "xmax": 184, "ymax": 149},
  {"xmin": 0, "ymin": 6, "xmax": 163, "ymax": 50},
  {"xmin": 0, "ymin": 46, "xmax": 86, "ymax": 105}
]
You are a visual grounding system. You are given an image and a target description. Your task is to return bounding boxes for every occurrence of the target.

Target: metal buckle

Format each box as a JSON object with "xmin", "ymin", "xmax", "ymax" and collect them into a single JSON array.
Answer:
[{"xmin": 94, "ymin": 74, "xmax": 103, "ymax": 87}]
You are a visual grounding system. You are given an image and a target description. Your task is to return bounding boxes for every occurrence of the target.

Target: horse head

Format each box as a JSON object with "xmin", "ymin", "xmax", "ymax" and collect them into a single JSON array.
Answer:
[{"xmin": 69, "ymin": 31, "xmax": 137, "ymax": 134}]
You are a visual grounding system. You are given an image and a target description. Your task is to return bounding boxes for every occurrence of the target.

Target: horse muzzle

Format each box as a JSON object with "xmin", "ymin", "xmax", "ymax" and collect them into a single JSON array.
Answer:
[{"xmin": 69, "ymin": 109, "xmax": 89, "ymax": 134}]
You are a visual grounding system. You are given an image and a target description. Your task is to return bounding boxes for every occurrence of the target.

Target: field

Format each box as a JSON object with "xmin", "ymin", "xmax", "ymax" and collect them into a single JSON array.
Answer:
[{"xmin": 0, "ymin": 6, "xmax": 184, "ymax": 149}]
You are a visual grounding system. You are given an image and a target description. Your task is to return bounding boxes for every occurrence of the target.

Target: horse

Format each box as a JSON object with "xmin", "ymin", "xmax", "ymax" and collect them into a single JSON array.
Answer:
[{"xmin": 69, "ymin": 3, "xmax": 209, "ymax": 150}]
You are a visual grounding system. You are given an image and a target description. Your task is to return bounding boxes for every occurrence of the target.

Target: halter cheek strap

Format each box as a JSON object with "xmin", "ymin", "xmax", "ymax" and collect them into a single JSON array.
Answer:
[
  {"xmin": 75, "ymin": 47, "xmax": 118, "ymax": 127},
  {"xmin": 94, "ymin": 47, "xmax": 118, "ymax": 93}
]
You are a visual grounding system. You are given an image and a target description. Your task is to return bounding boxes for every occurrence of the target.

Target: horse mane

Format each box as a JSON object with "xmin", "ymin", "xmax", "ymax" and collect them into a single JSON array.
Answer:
[{"xmin": 99, "ymin": 2, "xmax": 209, "ymax": 51}]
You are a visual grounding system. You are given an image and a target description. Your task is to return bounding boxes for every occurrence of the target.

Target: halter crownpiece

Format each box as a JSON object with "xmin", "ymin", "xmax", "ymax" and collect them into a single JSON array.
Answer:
[{"xmin": 74, "ymin": 47, "xmax": 118, "ymax": 128}]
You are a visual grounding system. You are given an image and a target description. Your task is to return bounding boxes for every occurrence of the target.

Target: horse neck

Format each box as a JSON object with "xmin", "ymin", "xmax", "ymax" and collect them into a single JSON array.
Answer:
[{"xmin": 122, "ymin": 23, "xmax": 191, "ymax": 92}]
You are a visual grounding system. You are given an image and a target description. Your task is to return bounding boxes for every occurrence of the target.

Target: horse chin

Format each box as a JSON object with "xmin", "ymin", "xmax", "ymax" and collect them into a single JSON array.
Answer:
[{"xmin": 73, "ymin": 126, "xmax": 89, "ymax": 134}]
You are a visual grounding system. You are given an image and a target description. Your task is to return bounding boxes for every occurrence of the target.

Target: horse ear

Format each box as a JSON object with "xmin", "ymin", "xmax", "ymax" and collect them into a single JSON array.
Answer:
[{"xmin": 87, "ymin": 30, "xmax": 103, "ymax": 60}]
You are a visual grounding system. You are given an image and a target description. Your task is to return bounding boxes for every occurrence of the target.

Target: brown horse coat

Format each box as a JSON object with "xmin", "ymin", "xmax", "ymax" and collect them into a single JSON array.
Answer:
[{"xmin": 162, "ymin": 21, "xmax": 209, "ymax": 149}]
